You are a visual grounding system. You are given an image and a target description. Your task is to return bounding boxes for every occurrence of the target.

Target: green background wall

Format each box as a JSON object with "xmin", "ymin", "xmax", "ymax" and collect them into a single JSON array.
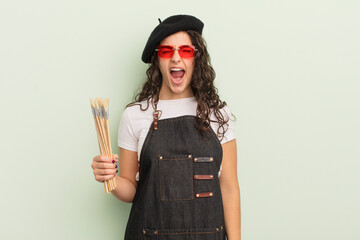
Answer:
[{"xmin": 1, "ymin": 0, "xmax": 359, "ymax": 239}]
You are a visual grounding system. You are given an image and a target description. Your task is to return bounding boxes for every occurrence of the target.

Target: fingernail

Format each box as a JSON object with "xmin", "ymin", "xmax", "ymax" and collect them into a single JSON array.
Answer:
[
  {"xmin": 113, "ymin": 174, "xmax": 116, "ymax": 177},
  {"xmin": 115, "ymin": 165, "xmax": 118, "ymax": 168},
  {"xmin": 116, "ymin": 169, "xmax": 118, "ymax": 173},
  {"xmin": 112, "ymin": 160, "xmax": 115, "ymax": 163}
]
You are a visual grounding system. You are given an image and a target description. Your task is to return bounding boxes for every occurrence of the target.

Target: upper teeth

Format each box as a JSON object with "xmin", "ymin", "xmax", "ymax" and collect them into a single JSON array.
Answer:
[{"xmin": 171, "ymin": 68, "xmax": 183, "ymax": 71}]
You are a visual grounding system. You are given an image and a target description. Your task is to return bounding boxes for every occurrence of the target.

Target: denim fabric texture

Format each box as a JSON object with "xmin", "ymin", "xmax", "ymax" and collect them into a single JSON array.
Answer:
[{"xmin": 124, "ymin": 116, "xmax": 226, "ymax": 239}]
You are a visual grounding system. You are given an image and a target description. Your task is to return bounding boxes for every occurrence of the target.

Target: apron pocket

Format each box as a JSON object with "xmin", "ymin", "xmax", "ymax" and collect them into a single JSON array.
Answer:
[{"xmin": 159, "ymin": 154, "xmax": 193, "ymax": 201}]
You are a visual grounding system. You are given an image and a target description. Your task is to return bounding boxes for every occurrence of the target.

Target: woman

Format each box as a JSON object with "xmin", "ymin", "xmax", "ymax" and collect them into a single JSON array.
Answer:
[{"xmin": 91, "ymin": 15, "xmax": 241, "ymax": 240}]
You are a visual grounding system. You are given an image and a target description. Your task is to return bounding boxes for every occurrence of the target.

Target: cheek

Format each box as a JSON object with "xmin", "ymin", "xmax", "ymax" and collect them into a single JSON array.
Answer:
[
  {"xmin": 158, "ymin": 60, "xmax": 169, "ymax": 77},
  {"xmin": 186, "ymin": 60, "xmax": 195, "ymax": 75}
]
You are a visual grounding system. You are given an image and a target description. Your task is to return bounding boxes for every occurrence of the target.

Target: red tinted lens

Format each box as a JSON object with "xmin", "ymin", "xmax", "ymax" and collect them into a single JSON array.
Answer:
[
  {"xmin": 156, "ymin": 45, "xmax": 195, "ymax": 58},
  {"xmin": 178, "ymin": 46, "xmax": 195, "ymax": 58},
  {"xmin": 157, "ymin": 46, "xmax": 174, "ymax": 58}
]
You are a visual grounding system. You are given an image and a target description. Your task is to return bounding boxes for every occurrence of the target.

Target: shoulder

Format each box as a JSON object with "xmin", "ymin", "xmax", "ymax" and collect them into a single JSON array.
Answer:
[
  {"xmin": 123, "ymin": 99, "xmax": 154, "ymax": 127},
  {"xmin": 122, "ymin": 99, "xmax": 154, "ymax": 125},
  {"xmin": 210, "ymin": 105, "xmax": 233, "ymax": 122},
  {"xmin": 125, "ymin": 99, "xmax": 153, "ymax": 116},
  {"xmin": 118, "ymin": 99, "xmax": 154, "ymax": 151},
  {"xmin": 209, "ymin": 104, "xmax": 236, "ymax": 144}
]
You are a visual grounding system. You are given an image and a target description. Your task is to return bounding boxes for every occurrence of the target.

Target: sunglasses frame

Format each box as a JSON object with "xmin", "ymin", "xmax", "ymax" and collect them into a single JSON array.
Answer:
[{"xmin": 155, "ymin": 45, "xmax": 198, "ymax": 59}]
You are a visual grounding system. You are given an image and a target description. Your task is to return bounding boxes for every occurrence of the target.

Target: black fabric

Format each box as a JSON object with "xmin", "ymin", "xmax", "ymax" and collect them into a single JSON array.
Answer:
[
  {"xmin": 141, "ymin": 15, "xmax": 204, "ymax": 63},
  {"xmin": 124, "ymin": 116, "xmax": 226, "ymax": 239}
]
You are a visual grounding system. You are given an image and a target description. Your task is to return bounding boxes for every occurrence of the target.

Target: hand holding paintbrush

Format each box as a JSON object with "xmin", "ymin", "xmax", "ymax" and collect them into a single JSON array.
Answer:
[
  {"xmin": 91, "ymin": 154, "xmax": 118, "ymax": 186},
  {"xmin": 90, "ymin": 98, "xmax": 117, "ymax": 193}
]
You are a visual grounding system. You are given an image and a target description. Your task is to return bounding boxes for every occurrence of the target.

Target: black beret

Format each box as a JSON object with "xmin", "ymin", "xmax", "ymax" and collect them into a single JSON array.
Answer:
[{"xmin": 141, "ymin": 15, "xmax": 204, "ymax": 63}]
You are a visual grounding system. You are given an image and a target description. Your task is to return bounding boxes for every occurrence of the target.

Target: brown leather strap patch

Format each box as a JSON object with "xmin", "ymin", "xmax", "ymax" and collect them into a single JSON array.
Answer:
[
  {"xmin": 153, "ymin": 111, "xmax": 159, "ymax": 130},
  {"xmin": 193, "ymin": 157, "xmax": 214, "ymax": 162},
  {"xmin": 194, "ymin": 175, "xmax": 214, "ymax": 180},
  {"xmin": 195, "ymin": 192, "xmax": 214, "ymax": 198}
]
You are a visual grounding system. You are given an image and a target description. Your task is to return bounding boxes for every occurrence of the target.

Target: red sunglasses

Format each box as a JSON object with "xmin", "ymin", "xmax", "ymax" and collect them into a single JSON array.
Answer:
[{"xmin": 155, "ymin": 45, "xmax": 197, "ymax": 59}]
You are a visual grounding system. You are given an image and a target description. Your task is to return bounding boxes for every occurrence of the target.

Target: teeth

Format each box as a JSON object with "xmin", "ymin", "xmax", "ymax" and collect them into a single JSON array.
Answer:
[{"xmin": 171, "ymin": 68, "xmax": 183, "ymax": 71}]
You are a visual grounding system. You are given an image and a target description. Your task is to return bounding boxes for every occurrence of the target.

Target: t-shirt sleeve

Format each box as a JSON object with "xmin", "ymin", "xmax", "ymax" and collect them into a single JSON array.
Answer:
[
  {"xmin": 118, "ymin": 108, "xmax": 138, "ymax": 152},
  {"xmin": 211, "ymin": 105, "xmax": 236, "ymax": 145},
  {"xmin": 221, "ymin": 106, "xmax": 236, "ymax": 144}
]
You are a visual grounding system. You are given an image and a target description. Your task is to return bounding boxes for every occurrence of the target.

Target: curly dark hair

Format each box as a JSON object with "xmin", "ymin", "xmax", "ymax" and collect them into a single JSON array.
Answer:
[{"xmin": 127, "ymin": 30, "xmax": 229, "ymax": 140}]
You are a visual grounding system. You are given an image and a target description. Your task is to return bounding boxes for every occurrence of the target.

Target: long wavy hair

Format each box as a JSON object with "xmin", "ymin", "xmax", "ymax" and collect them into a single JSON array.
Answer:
[{"xmin": 127, "ymin": 30, "xmax": 229, "ymax": 140}]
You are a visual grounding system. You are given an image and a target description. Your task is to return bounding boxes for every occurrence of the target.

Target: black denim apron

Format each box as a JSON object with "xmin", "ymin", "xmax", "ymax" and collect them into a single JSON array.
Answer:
[{"xmin": 124, "ymin": 115, "xmax": 226, "ymax": 239}]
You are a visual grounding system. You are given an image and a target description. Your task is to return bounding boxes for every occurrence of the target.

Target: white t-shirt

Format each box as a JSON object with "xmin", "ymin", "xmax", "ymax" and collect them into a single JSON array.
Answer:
[{"xmin": 118, "ymin": 96, "xmax": 236, "ymax": 181}]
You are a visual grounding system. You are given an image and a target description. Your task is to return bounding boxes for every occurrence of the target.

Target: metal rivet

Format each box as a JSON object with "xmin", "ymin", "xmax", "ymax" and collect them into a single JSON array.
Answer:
[
  {"xmin": 210, "ymin": 192, "xmax": 213, "ymax": 196},
  {"xmin": 210, "ymin": 175, "xmax": 214, "ymax": 179},
  {"xmin": 143, "ymin": 230, "xmax": 146, "ymax": 234},
  {"xmin": 194, "ymin": 158, "xmax": 197, "ymax": 162},
  {"xmin": 188, "ymin": 154, "xmax": 192, "ymax": 159},
  {"xmin": 196, "ymin": 194, "xmax": 199, "ymax": 197},
  {"xmin": 221, "ymin": 226, "xmax": 223, "ymax": 230},
  {"xmin": 159, "ymin": 156, "xmax": 163, "ymax": 160},
  {"xmin": 154, "ymin": 230, "xmax": 158, "ymax": 234},
  {"xmin": 216, "ymin": 228, "xmax": 219, "ymax": 231},
  {"xmin": 210, "ymin": 157, "xmax": 214, "ymax": 162}
]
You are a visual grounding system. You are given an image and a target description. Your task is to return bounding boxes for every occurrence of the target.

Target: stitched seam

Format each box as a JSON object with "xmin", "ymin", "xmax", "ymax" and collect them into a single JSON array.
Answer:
[{"xmin": 143, "ymin": 228, "xmax": 223, "ymax": 235}]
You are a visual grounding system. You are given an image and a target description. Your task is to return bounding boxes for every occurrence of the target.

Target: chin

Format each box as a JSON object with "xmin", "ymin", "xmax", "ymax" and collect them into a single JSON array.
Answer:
[
  {"xmin": 169, "ymin": 77, "xmax": 190, "ymax": 93},
  {"xmin": 170, "ymin": 87, "xmax": 187, "ymax": 94}
]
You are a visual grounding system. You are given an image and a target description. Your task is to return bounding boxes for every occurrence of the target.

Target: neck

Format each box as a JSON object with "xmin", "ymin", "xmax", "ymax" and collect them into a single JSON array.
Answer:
[{"xmin": 158, "ymin": 89, "xmax": 194, "ymax": 100}]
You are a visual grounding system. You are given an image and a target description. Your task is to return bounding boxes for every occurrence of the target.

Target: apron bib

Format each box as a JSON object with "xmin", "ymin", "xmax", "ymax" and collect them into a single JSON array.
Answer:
[{"xmin": 124, "ymin": 116, "xmax": 226, "ymax": 239}]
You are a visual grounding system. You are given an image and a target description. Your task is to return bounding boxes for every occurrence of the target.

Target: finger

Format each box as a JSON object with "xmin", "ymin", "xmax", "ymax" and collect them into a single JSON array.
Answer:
[
  {"xmin": 112, "ymin": 154, "xmax": 119, "ymax": 163},
  {"xmin": 93, "ymin": 162, "xmax": 117, "ymax": 169},
  {"xmin": 94, "ymin": 155, "xmax": 112, "ymax": 163},
  {"xmin": 94, "ymin": 168, "xmax": 118, "ymax": 175},
  {"xmin": 95, "ymin": 174, "xmax": 117, "ymax": 183}
]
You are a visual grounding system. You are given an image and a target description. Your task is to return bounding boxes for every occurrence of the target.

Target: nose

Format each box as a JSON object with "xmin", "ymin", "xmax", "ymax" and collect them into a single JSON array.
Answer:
[{"xmin": 171, "ymin": 48, "xmax": 181, "ymax": 63}]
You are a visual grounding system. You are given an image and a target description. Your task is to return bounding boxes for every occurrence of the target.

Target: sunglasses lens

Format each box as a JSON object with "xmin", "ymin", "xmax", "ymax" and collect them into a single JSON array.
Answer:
[
  {"xmin": 156, "ymin": 45, "xmax": 196, "ymax": 58},
  {"xmin": 179, "ymin": 46, "xmax": 195, "ymax": 58},
  {"xmin": 157, "ymin": 46, "xmax": 173, "ymax": 58}
]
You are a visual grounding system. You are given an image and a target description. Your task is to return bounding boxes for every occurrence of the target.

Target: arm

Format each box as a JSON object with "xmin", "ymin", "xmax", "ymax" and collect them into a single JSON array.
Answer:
[
  {"xmin": 111, "ymin": 147, "xmax": 139, "ymax": 203},
  {"xmin": 220, "ymin": 139, "xmax": 241, "ymax": 240}
]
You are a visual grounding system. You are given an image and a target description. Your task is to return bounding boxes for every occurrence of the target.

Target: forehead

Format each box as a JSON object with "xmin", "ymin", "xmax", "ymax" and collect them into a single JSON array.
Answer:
[{"xmin": 159, "ymin": 31, "xmax": 192, "ymax": 46}]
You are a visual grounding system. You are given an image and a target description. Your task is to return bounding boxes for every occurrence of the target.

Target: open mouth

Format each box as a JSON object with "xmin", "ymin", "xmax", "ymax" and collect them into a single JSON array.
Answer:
[{"xmin": 170, "ymin": 68, "xmax": 185, "ymax": 84}]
